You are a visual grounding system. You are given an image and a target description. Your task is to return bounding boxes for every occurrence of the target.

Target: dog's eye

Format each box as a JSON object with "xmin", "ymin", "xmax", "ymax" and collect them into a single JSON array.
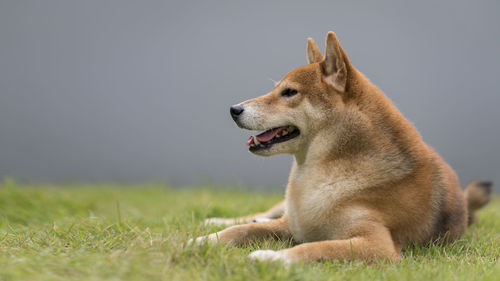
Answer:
[{"xmin": 281, "ymin": 88, "xmax": 298, "ymax": 97}]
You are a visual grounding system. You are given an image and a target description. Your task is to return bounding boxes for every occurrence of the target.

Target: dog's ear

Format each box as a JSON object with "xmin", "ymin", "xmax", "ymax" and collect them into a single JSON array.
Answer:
[
  {"xmin": 320, "ymin": 31, "xmax": 347, "ymax": 92},
  {"xmin": 307, "ymin": 38, "xmax": 324, "ymax": 64}
]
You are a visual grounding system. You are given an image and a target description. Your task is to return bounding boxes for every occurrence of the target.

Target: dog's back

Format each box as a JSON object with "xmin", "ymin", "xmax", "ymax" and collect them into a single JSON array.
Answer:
[
  {"xmin": 283, "ymin": 63, "xmax": 491, "ymax": 248},
  {"xmin": 194, "ymin": 31, "xmax": 492, "ymax": 263}
]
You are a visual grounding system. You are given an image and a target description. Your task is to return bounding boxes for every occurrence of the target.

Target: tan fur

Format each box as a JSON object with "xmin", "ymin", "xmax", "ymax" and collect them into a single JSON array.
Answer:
[{"xmin": 195, "ymin": 31, "xmax": 492, "ymax": 263}]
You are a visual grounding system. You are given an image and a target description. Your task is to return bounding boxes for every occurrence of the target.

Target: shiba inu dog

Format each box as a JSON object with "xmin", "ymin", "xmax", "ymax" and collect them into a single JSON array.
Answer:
[{"xmin": 190, "ymin": 31, "xmax": 492, "ymax": 264}]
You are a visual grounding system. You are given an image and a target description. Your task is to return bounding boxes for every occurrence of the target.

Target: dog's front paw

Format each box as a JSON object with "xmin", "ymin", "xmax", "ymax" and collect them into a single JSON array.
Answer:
[
  {"xmin": 249, "ymin": 249, "xmax": 292, "ymax": 264},
  {"xmin": 252, "ymin": 217, "xmax": 273, "ymax": 223},
  {"xmin": 204, "ymin": 217, "xmax": 237, "ymax": 226},
  {"xmin": 186, "ymin": 233, "xmax": 219, "ymax": 246}
]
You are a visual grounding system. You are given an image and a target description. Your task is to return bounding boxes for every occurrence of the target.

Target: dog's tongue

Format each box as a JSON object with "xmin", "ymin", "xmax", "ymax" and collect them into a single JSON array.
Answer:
[
  {"xmin": 256, "ymin": 128, "xmax": 283, "ymax": 142},
  {"xmin": 246, "ymin": 136, "xmax": 255, "ymax": 146},
  {"xmin": 255, "ymin": 128, "xmax": 282, "ymax": 142},
  {"xmin": 246, "ymin": 127, "xmax": 287, "ymax": 147}
]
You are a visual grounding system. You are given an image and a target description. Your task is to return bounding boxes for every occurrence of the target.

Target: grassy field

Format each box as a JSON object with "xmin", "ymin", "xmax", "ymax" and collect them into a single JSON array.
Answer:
[{"xmin": 0, "ymin": 180, "xmax": 498, "ymax": 281}]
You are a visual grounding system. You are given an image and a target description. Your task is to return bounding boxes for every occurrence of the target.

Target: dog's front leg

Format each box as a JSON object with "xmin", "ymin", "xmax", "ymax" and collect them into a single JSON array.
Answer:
[
  {"xmin": 204, "ymin": 200, "xmax": 286, "ymax": 226},
  {"xmin": 250, "ymin": 223, "xmax": 400, "ymax": 264},
  {"xmin": 189, "ymin": 217, "xmax": 291, "ymax": 246}
]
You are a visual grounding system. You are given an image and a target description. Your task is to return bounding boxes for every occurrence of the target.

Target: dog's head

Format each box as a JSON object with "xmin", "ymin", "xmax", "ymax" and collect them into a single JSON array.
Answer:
[{"xmin": 230, "ymin": 32, "xmax": 354, "ymax": 157}]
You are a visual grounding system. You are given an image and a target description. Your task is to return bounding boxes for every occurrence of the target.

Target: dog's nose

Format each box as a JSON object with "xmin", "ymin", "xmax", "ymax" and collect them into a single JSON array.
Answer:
[{"xmin": 230, "ymin": 105, "xmax": 244, "ymax": 119}]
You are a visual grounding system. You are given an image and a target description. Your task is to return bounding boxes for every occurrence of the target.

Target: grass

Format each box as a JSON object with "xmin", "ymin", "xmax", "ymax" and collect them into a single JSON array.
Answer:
[{"xmin": 0, "ymin": 180, "xmax": 498, "ymax": 281}]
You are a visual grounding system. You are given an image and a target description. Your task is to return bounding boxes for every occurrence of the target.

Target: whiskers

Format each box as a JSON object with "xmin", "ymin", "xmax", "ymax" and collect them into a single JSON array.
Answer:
[{"xmin": 268, "ymin": 78, "xmax": 279, "ymax": 86}]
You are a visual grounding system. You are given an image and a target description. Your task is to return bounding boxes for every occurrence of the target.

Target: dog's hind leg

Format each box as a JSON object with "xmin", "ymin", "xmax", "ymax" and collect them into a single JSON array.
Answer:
[{"xmin": 204, "ymin": 200, "xmax": 285, "ymax": 226}]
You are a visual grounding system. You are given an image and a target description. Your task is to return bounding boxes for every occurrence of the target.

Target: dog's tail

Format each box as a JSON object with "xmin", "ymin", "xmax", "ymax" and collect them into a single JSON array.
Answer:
[{"xmin": 464, "ymin": 180, "xmax": 492, "ymax": 225}]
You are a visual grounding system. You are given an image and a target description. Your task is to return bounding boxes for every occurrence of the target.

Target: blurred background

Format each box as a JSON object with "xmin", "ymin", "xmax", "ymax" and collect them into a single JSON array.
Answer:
[{"xmin": 0, "ymin": 0, "xmax": 499, "ymax": 190}]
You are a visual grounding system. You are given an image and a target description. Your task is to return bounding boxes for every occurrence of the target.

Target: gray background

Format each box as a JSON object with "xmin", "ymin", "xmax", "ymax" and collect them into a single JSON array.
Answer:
[{"xmin": 1, "ymin": 0, "xmax": 499, "ymax": 190}]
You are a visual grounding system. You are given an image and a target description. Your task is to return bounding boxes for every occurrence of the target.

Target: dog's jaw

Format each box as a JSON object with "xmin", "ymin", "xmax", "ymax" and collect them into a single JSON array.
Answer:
[
  {"xmin": 247, "ymin": 125, "xmax": 301, "ymax": 154},
  {"xmin": 234, "ymin": 105, "xmax": 303, "ymax": 156}
]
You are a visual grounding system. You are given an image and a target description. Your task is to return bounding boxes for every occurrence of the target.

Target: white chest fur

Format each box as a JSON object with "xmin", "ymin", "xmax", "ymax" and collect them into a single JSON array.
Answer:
[{"xmin": 285, "ymin": 164, "xmax": 361, "ymax": 242}]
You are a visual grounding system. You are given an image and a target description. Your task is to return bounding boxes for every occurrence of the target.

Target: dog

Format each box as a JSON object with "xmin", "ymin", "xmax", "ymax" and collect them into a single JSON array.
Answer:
[{"xmin": 190, "ymin": 31, "xmax": 492, "ymax": 264}]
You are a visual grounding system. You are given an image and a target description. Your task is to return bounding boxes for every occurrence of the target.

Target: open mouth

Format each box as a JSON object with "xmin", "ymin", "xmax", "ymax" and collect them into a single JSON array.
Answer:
[{"xmin": 246, "ymin": 125, "xmax": 300, "ymax": 151}]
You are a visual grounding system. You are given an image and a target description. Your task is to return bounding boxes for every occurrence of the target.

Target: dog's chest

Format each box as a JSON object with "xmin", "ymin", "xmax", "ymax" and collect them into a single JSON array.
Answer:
[{"xmin": 285, "ymin": 170, "xmax": 356, "ymax": 242}]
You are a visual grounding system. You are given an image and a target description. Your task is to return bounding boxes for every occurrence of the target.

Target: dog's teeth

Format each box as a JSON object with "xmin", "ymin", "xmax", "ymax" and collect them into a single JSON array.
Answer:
[
  {"xmin": 254, "ymin": 138, "xmax": 260, "ymax": 145},
  {"xmin": 282, "ymin": 130, "xmax": 288, "ymax": 136}
]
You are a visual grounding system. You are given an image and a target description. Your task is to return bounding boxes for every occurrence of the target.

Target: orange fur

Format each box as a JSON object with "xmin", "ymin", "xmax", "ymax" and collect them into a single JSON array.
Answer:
[{"xmin": 196, "ymin": 31, "xmax": 492, "ymax": 264}]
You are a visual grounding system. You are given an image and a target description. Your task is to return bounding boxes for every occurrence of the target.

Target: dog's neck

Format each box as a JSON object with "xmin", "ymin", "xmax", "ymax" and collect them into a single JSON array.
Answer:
[{"xmin": 293, "ymin": 67, "xmax": 424, "ymax": 178}]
